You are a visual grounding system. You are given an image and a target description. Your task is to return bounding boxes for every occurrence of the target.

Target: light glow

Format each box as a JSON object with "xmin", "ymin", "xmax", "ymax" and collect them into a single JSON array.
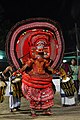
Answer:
[{"xmin": 0, "ymin": 55, "xmax": 3, "ymax": 59}]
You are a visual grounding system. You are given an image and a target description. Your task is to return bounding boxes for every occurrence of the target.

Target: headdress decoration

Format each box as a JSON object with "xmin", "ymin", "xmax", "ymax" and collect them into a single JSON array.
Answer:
[{"xmin": 5, "ymin": 18, "xmax": 64, "ymax": 70}]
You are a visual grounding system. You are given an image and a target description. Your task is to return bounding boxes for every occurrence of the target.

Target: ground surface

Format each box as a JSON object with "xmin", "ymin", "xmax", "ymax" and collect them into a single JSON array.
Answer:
[{"xmin": 0, "ymin": 93, "xmax": 80, "ymax": 120}]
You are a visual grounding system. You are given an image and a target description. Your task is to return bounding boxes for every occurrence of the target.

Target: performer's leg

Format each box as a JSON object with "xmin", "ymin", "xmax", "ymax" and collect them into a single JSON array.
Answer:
[
  {"xmin": 43, "ymin": 107, "xmax": 53, "ymax": 115},
  {"xmin": 0, "ymin": 87, "xmax": 4, "ymax": 103},
  {"xmin": 30, "ymin": 100, "xmax": 37, "ymax": 117},
  {"xmin": 9, "ymin": 95, "xmax": 15, "ymax": 112},
  {"xmin": 15, "ymin": 97, "xmax": 21, "ymax": 111},
  {"xmin": 31, "ymin": 108, "xmax": 37, "ymax": 117},
  {"xmin": 9, "ymin": 95, "xmax": 20, "ymax": 112},
  {"xmin": 9, "ymin": 78, "xmax": 16, "ymax": 112}
]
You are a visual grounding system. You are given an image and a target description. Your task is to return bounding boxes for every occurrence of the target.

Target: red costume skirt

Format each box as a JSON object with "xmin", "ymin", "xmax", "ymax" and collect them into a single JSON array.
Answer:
[{"xmin": 22, "ymin": 73, "xmax": 54, "ymax": 110}]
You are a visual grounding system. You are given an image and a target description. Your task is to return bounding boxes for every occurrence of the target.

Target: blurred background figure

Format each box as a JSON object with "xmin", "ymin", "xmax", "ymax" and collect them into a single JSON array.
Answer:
[
  {"xmin": 70, "ymin": 58, "xmax": 79, "ymax": 104},
  {"xmin": 0, "ymin": 72, "xmax": 7, "ymax": 103},
  {"xmin": 77, "ymin": 62, "xmax": 80, "ymax": 103}
]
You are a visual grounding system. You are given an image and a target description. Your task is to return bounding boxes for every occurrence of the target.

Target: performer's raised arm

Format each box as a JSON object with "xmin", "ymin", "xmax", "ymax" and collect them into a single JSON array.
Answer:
[
  {"xmin": 20, "ymin": 58, "xmax": 34, "ymax": 72},
  {"xmin": 3, "ymin": 66, "xmax": 13, "ymax": 75}
]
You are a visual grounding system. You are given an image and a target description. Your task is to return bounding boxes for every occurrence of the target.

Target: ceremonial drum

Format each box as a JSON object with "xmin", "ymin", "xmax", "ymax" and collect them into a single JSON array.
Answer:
[
  {"xmin": 60, "ymin": 77, "xmax": 76, "ymax": 97},
  {"xmin": 0, "ymin": 80, "xmax": 7, "ymax": 103},
  {"xmin": 11, "ymin": 75, "xmax": 21, "ymax": 84},
  {"xmin": 11, "ymin": 75, "xmax": 22, "ymax": 98}
]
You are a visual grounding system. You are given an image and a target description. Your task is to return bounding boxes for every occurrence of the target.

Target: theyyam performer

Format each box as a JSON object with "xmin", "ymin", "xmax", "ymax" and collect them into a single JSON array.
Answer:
[{"xmin": 5, "ymin": 18, "xmax": 64, "ymax": 116}]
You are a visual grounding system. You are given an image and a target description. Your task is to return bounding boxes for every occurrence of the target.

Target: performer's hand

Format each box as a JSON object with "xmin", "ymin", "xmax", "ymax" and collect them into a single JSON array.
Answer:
[
  {"xmin": 12, "ymin": 71, "xmax": 17, "ymax": 76},
  {"xmin": 53, "ymin": 70, "xmax": 60, "ymax": 75}
]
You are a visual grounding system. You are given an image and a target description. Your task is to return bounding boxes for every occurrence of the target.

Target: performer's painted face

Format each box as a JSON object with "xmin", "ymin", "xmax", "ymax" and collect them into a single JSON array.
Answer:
[
  {"xmin": 35, "ymin": 40, "xmax": 45, "ymax": 59},
  {"xmin": 31, "ymin": 40, "xmax": 50, "ymax": 59},
  {"xmin": 36, "ymin": 41, "xmax": 45, "ymax": 52}
]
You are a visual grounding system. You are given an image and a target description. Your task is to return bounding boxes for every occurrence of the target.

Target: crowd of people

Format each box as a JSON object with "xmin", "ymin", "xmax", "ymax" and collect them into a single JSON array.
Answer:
[{"xmin": 0, "ymin": 58, "xmax": 80, "ymax": 117}]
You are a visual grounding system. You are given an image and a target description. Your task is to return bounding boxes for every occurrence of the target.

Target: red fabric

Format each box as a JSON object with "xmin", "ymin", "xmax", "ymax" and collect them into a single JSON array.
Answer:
[
  {"xmin": 22, "ymin": 79, "xmax": 52, "ymax": 89},
  {"xmin": 22, "ymin": 82, "xmax": 54, "ymax": 109},
  {"xmin": 27, "ymin": 31, "xmax": 52, "ymax": 46},
  {"xmin": 22, "ymin": 73, "xmax": 53, "ymax": 89}
]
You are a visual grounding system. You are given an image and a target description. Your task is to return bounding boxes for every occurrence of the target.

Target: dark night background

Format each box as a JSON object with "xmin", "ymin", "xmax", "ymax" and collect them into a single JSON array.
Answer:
[{"xmin": 0, "ymin": 0, "xmax": 80, "ymax": 53}]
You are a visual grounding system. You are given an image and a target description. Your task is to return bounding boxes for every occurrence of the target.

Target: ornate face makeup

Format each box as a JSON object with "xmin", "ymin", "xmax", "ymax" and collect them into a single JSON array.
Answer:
[
  {"xmin": 28, "ymin": 31, "xmax": 51, "ymax": 59},
  {"xmin": 30, "ymin": 40, "xmax": 50, "ymax": 59}
]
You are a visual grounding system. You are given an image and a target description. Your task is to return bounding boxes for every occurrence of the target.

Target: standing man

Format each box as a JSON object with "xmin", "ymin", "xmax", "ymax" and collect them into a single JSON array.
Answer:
[
  {"xmin": 3, "ymin": 66, "xmax": 22, "ymax": 112},
  {"xmin": 70, "ymin": 58, "xmax": 79, "ymax": 104}
]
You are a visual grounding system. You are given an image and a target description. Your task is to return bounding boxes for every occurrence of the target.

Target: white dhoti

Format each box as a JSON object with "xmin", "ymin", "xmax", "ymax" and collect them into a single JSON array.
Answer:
[{"xmin": 9, "ymin": 77, "xmax": 21, "ymax": 109}]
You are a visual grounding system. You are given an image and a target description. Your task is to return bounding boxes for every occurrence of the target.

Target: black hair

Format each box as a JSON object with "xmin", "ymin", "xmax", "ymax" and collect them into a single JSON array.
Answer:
[{"xmin": 71, "ymin": 58, "xmax": 77, "ymax": 64}]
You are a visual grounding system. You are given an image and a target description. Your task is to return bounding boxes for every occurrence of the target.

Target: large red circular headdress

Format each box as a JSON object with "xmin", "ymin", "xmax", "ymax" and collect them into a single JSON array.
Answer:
[{"xmin": 5, "ymin": 18, "xmax": 65, "ymax": 70}]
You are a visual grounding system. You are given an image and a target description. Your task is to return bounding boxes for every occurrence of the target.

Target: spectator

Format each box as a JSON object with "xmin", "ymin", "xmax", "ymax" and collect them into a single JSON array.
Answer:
[
  {"xmin": 77, "ymin": 64, "xmax": 80, "ymax": 102},
  {"xmin": 70, "ymin": 58, "xmax": 79, "ymax": 104}
]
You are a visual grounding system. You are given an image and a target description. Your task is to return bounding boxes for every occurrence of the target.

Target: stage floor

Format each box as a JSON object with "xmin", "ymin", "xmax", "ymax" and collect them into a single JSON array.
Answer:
[{"xmin": 0, "ymin": 93, "xmax": 80, "ymax": 120}]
